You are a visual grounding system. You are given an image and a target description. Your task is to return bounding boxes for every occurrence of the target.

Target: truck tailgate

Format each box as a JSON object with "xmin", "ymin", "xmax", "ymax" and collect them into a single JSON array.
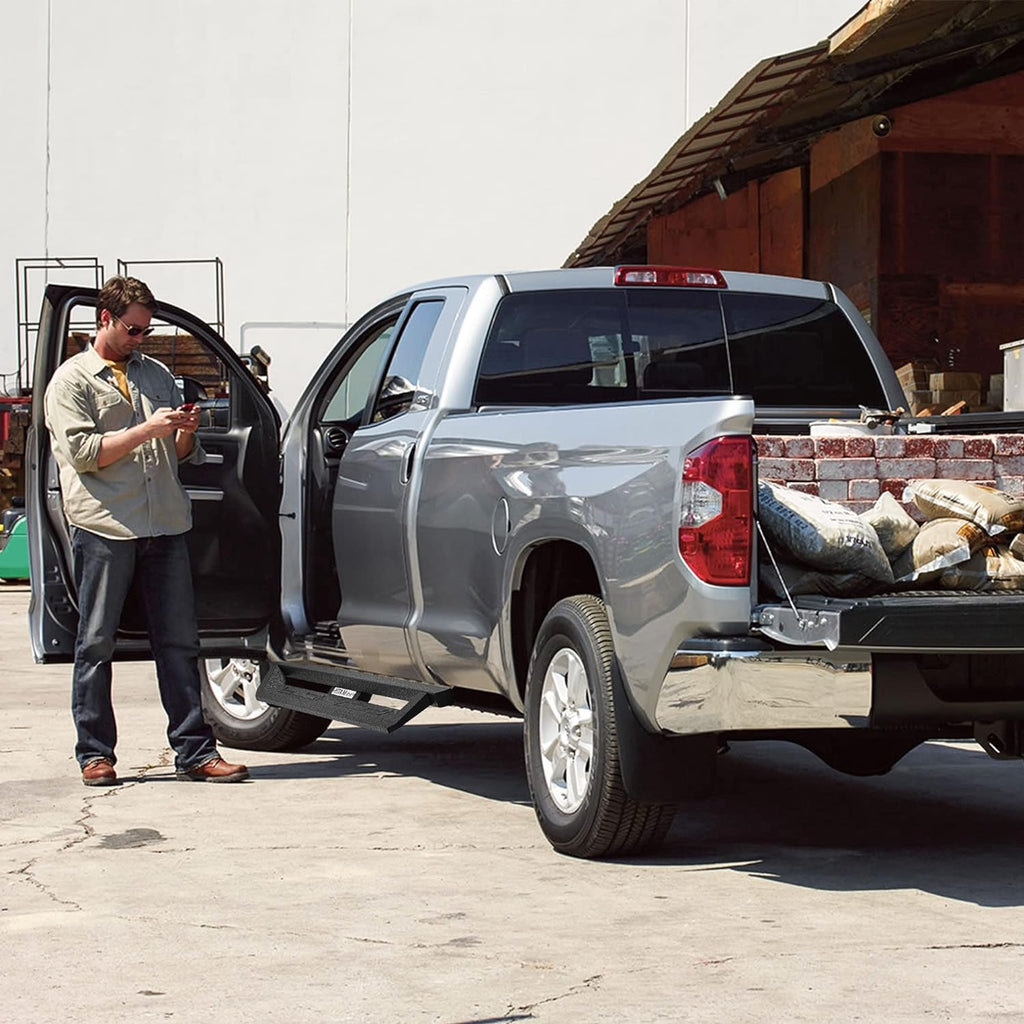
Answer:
[{"xmin": 754, "ymin": 591, "xmax": 1024, "ymax": 652}]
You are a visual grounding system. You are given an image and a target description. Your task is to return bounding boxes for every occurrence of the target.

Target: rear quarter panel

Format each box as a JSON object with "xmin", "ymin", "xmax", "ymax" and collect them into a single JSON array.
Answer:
[{"xmin": 414, "ymin": 396, "xmax": 755, "ymax": 722}]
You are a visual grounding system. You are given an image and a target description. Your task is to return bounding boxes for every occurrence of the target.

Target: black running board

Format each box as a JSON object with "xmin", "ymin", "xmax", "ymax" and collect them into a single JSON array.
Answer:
[{"xmin": 257, "ymin": 662, "xmax": 452, "ymax": 733}]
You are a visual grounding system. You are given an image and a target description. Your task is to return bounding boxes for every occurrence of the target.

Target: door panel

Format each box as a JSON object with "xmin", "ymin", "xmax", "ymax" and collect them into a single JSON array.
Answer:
[
  {"xmin": 27, "ymin": 285, "xmax": 280, "ymax": 663},
  {"xmin": 333, "ymin": 412, "xmax": 432, "ymax": 674},
  {"xmin": 332, "ymin": 291, "xmax": 465, "ymax": 676},
  {"xmin": 180, "ymin": 424, "xmax": 278, "ymax": 626}
]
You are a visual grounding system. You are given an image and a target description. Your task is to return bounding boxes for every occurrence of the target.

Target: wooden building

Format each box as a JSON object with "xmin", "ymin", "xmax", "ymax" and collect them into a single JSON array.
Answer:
[{"xmin": 567, "ymin": 0, "xmax": 1024, "ymax": 385}]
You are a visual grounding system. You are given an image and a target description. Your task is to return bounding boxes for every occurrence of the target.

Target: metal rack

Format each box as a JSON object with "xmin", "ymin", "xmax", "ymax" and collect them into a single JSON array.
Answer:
[
  {"xmin": 14, "ymin": 256, "xmax": 227, "ymax": 395},
  {"xmin": 14, "ymin": 256, "xmax": 105, "ymax": 394},
  {"xmin": 116, "ymin": 257, "xmax": 225, "ymax": 336}
]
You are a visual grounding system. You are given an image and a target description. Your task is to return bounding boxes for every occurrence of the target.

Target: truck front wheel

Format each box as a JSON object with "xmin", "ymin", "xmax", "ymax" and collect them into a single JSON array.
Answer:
[
  {"xmin": 199, "ymin": 658, "xmax": 331, "ymax": 752},
  {"xmin": 524, "ymin": 595, "xmax": 675, "ymax": 858}
]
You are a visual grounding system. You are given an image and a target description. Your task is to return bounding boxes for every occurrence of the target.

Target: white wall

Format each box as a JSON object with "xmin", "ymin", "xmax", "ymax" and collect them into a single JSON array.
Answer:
[{"xmin": 0, "ymin": 0, "xmax": 859, "ymax": 407}]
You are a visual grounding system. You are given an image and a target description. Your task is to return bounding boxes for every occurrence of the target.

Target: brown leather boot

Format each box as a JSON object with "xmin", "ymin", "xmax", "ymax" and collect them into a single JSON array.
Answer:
[
  {"xmin": 176, "ymin": 756, "xmax": 249, "ymax": 783},
  {"xmin": 81, "ymin": 758, "xmax": 118, "ymax": 787}
]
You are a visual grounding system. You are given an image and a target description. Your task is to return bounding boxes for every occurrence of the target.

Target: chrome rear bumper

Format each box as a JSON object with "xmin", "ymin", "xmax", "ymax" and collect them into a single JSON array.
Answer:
[{"xmin": 654, "ymin": 638, "xmax": 871, "ymax": 735}]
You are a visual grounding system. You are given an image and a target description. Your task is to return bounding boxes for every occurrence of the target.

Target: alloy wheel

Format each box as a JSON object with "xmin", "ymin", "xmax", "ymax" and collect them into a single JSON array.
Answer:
[
  {"xmin": 537, "ymin": 646, "xmax": 595, "ymax": 813},
  {"xmin": 203, "ymin": 658, "xmax": 269, "ymax": 722}
]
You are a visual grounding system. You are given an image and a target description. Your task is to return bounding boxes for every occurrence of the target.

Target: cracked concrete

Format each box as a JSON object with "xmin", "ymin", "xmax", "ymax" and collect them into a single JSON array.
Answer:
[
  {"xmin": 512, "ymin": 975, "xmax": 604, "ymax": 1014},
  {"xmin": 7, "ymin": 584, "xmax": 1024, "ymax": 1022}
]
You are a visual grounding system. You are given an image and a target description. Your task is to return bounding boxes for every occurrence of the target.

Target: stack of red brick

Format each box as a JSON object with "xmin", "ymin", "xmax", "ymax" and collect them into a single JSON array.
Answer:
[{"xmin": 756, "ymin": 434, "xmax": 1024, "ymax": 515}]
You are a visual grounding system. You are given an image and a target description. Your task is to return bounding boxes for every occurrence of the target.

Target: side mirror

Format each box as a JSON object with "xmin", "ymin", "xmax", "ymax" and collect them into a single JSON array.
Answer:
[{"xmin": 374, "ymin": 375, "xmax": 417, "ymax": 421}]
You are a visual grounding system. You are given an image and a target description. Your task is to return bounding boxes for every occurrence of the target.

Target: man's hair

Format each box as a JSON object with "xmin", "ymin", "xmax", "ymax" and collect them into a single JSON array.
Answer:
[{"xmin": 95, "ymin": 276, "xmax": 157, "ymax": 328}]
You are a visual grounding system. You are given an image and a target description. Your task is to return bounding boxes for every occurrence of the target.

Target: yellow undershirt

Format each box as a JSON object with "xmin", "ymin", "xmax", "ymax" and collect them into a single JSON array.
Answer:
[{"xmin": 103, "ymin": 359, "xmax": 131, "ymax": 403}]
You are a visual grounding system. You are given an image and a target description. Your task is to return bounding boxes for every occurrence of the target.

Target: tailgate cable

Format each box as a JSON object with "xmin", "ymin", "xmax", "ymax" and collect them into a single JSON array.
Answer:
[
  {"xmin": 755, "ymin": 519, "xmax": 801, "ymax": 621},
  {"xmin": 754, "ymin": 519, "xmax": 842, "ymax": 650}
]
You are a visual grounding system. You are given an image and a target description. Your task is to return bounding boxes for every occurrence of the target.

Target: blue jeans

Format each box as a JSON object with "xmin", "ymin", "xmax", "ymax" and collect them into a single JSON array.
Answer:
[{"xmin": 71, "ymin": 528, "xmax": 218, "ymax": 772}]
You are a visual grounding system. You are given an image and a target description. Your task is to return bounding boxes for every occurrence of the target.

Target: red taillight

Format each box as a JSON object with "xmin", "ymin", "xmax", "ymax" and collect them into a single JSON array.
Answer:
[
  {"xmin": 679, "ymin": 436, "xmax": 753, "ymax": 586},
  {"xmin": 614, "ymin": 265, "xmax": 727, "ymax": 288}
]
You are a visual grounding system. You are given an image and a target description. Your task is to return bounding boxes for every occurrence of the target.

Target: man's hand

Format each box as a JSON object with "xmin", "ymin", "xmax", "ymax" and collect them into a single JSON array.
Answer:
[
  {"xmin": 96, "ymin": 406, "xmax": 198, "ymax": 468},
  {"xmin": 175, "ymin": 405, "xmax": 201, "ymax": 436},
  {"xmin": 143, "ymin": 407, "xmax": 190, "ymax": 440},
  {"xmin": 174, "ymin": 405, "xmax": 200, "ymax": 458}
]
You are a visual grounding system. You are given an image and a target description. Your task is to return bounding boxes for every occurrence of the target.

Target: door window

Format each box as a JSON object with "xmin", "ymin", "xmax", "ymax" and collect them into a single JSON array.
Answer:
[
  {"xmin": 320, "ymin": 322, "xmax": 395, "ymax": 424},
  {"xmin": 370, "ymin": 300, "xmax": 445, "ymax": 422}
]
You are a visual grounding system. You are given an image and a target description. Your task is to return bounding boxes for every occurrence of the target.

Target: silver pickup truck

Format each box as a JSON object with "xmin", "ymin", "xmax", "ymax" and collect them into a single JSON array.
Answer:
[{"xmin": 28, "ymin": 267, "xmax": 1024, "ymax": 858}]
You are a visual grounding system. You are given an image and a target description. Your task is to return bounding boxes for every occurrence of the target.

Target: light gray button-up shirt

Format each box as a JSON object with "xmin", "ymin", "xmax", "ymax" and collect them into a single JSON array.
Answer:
[{"xmin": 44, "ymin": 344, "xmax": 205, "ymax": 540}]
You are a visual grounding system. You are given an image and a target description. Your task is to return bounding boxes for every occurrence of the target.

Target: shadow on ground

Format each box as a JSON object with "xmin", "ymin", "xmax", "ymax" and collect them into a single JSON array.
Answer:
[
  {"xmin": 251, "ymin": 719, "xmax": 1024, "ymax": 906},
  {"xmin": 254, "ymin": 717, "xmax": 532, "ymax": 805},
  {"xmin": 645, "ymin": 739, "xmax": 1024, "ymax": 907}
]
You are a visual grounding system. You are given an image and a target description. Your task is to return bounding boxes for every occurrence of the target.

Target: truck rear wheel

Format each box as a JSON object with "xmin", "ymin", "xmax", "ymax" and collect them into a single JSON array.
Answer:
[
  {"xmin": 524, "ymin": 595, "xmax": 675, "ymax": 858},
  {"xmin": 199, "ymin": 658, "xmax": 331, "ymax": 751}
]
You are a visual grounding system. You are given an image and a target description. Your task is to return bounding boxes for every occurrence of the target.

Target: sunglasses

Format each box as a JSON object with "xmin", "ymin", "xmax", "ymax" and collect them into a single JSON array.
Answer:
[{"xmin": 112, "ymin": 314, "xmax": 154, "ymax": 337}]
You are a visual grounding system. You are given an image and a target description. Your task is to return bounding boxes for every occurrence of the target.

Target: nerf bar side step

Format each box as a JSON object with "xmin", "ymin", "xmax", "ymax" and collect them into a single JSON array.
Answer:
[{"xmin": 257, "ymin": 663, "xmax": 452, "ymax": 733}]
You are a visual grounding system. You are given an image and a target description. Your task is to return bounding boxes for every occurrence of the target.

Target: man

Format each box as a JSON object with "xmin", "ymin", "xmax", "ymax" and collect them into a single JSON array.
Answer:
[{"xmin": 44, "ymin": 276, "xmax": 248, "ymax": 785}]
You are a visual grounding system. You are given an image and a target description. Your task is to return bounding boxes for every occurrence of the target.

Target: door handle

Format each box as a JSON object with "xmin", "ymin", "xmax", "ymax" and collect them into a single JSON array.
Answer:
[{"xmin": 400, "ymin": 442, "xmax": 416, "ymax": 485}]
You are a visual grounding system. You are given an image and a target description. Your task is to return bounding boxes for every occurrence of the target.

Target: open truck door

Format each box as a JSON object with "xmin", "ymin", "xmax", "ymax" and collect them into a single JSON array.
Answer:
[{"xmin": 26, "ymin": 284, "xmax": 281, "ymax": 664}]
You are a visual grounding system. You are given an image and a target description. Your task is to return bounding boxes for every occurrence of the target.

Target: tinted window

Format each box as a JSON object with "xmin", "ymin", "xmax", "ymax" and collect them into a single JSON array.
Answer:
[
  {"xmin": 627, "ymin": 290, "xmax": 730, "ymax": 394},
  {"xmin": 475, "ymin": 290, "xmax": 730, "ymax": 405},
  {"xmin": 474, "ymin": 288, "xmax": 885, "ymax": 409},
  {"xmin": 475, "ymin": 291, "xmax": 624, "ymax": 405},
  {"xmin": 724, "ymin": 293, "xmax": 886, "ymax": 407}
]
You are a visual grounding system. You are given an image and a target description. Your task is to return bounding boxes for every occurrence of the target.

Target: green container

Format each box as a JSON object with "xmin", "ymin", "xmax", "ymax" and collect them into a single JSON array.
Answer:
[{"xmin": 0, "ymin": 516, "xmax": 29, "ymax": 580}]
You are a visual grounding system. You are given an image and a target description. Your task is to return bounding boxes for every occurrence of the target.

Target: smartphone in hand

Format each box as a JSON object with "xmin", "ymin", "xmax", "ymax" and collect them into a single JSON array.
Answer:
[{"xmin": 178, "ymin": 402, "xmax": 196, "ymax": 413}]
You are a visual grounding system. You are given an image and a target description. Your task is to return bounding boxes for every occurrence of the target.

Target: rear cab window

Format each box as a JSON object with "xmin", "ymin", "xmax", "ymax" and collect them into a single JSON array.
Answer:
[
  {"xmin": 723, "ymin": 293, "xmax": 886, "ymax": 408},
  {"xmin": 473, "ymin": 287, "xmax": 887, "ymax": 412}
]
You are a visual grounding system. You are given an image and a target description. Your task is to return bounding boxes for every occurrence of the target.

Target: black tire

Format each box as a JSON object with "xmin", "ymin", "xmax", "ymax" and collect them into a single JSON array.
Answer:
[
  {"xmin": 523, "ymin": 595, "xmax": 676, "ymax": 859},
  {"xmin": 199, "ymin": 658, "xmax": 331, "ymax": 752}
]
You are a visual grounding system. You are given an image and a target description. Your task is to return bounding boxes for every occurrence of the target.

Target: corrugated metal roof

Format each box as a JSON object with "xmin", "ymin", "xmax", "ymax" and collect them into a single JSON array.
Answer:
[{"xmin": 565, "ymin": 0, "xmax": 1024, "ymax": 267}]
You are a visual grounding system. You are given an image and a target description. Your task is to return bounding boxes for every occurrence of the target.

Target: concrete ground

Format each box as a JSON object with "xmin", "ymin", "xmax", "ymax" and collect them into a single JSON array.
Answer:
[{"xmin": 4, "ymin": 583, "xmax": 1024, "ymax": 1023}]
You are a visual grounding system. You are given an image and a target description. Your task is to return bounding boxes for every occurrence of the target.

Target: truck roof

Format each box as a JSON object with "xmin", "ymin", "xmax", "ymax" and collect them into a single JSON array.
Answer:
[{"xmin": 386, "ymin": 266, "xmax": 832, "ymax": 301}]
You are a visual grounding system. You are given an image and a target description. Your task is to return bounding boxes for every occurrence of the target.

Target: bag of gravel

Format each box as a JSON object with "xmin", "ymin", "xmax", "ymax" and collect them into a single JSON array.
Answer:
[
  {"xmin": 757, "ymin": 481, "xmax": 893, "ymax": 582},
  {"xmin": 859, "ymin": 491, "xmax": 919, "ymax": 560},
  {"xmin": 891, "ymin": 516, "xmax": 987, "ymax": 584},
  {"xmin": 759, "ymin": 558, "xmax": 880, "ymax": 599},
  {"xmin": 1011, "ymin": 533, "xmax": 1024, "ymax": 560},
  {"xmin": 939, "ymin": 544, "xmax": 1024, "ymax": 591},
  {"xmin": 904, "ymin": 479, "xmax": 1024, "ymax": 536}
]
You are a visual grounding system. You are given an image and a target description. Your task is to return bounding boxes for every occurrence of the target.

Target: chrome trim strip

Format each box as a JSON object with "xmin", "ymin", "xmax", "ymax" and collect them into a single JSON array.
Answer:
[
  {"xmin": 186, "ymin": 488, "xmax": 224, "ymax": 501},
  {"xmin": 655, "ymin": 645, "xmax": 872, "ymax": 734},
  {"xmin": 203, "ymin": 452, "xmax": 224, "ymax": 464}
]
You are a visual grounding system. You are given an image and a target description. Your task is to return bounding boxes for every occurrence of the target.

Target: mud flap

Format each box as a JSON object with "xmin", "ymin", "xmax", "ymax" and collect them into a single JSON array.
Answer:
[{"xmin": 611, "ymin": 663, "xmax": 717, "ymax": 803}]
